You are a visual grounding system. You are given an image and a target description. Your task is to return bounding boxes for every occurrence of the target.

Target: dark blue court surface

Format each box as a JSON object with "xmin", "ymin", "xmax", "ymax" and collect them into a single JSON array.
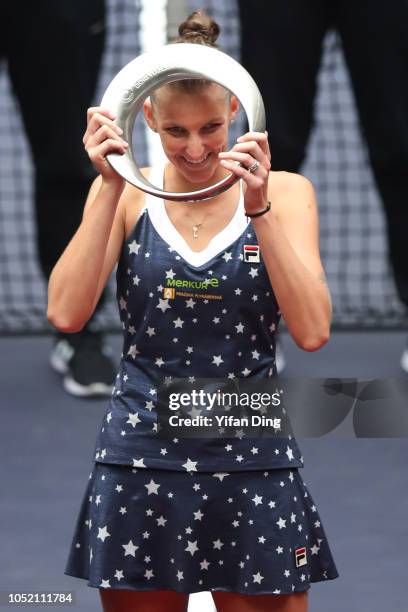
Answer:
[{"xmin": 1, "ymin": 331, "xmax": 407, "ymax": 611}]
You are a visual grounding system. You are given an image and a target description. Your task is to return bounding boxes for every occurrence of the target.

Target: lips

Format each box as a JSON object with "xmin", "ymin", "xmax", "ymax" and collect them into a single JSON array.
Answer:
[{"xmin": 181, "ymin": 152, "xmax": 211, "ymax": 167}]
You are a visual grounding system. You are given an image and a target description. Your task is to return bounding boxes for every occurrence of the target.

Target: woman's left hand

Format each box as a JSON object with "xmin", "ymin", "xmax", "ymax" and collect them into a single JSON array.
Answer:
[{"xmin": 218, "ymin": 131, "xmax": 271, "ymax": 214}]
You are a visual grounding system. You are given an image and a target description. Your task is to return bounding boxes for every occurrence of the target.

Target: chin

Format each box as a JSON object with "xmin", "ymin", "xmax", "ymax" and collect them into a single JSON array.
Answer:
[
  {"xmin": 184, "ymin": 169, "xmax": 217, "ymax": 184},
  {"xmin": 177, "ymin": 158, "xmax": 219, "ymax": 184}
]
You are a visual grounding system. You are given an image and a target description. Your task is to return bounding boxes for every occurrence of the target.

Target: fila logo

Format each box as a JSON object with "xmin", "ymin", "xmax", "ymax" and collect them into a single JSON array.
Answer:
[
  {"xmin": 243, "ymin": 244, "xmax": 260, "ymax": 263},
  {"xmin": 295, "ymin": 546, "xmax": 307, "ymax": 567}
]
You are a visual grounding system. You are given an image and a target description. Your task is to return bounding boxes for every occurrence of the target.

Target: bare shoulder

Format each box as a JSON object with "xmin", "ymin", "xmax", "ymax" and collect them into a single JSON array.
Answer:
[
  {"xmin": 267, "ymin": 171, "xmax": 316, "ymax": 216},
  {"xmin": 121, "ymin": 167, "xmax": 151, "ymax": 238},
  {"xmin": 121, "ymin": 166, "xmax": 151, "ymax": 205}
]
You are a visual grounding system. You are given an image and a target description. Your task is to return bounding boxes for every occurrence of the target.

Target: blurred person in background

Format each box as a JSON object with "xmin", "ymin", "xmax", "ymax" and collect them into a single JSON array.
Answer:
[
  {"xmin": 2, "ymin": 0, "xmax": 115, "ymax": 397},
  {"xmin": 238, "ymin": 0, "xmax": 408, "ymax": 372}
]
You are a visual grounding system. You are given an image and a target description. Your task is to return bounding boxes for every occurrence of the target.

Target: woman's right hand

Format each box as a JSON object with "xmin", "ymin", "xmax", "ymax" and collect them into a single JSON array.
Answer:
[{"xmin": 83, "ymin": 106, "xmax": 128, "ymax": 185}]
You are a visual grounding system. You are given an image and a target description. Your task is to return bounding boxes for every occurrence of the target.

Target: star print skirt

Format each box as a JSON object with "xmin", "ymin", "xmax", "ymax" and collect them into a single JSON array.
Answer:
[{"xmin": 64, "ymin": 462, "xmax": 339, "ymax": 595}]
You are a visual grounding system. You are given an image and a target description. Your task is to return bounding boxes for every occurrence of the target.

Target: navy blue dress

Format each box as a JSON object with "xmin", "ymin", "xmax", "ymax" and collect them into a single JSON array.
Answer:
[{"xmin": 65, "ymin": 166, "xmax": 339, "ymax": 594}]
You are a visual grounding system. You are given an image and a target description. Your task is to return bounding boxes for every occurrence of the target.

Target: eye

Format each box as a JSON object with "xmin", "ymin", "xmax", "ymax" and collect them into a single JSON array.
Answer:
[
  {"xmin": 202, "ymin": 123, "xmax": 222, "ymax": 133},
  {"xmin": 165, "ymin": 126, "xmax": 186, "ymax": 136}
]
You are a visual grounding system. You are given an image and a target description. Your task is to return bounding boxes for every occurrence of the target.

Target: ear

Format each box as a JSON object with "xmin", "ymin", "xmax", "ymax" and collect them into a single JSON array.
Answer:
[
  {"xmin": 229, "ymin": 95, "xmax": 239, "ymax": 122},
  {"xmin": 143, "ymin": 98, "xmax": 157, "ymax": 131}
]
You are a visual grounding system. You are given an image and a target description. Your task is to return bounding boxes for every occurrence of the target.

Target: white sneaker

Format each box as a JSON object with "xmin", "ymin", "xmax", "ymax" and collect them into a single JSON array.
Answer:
[
  {"xmin": 401, "ymin": 345, "xmax": 408, "ymax": 374},
  {"xmin": 50, "ymin": 338, "xmax": 75, "ymax": 374},
  {"xmin": 275, "ymin": 338, "xmax": 286, "ymax": 374},
  {"xmin": 50, "ymin": 330, "xmax": 116, "ymax": 398}
]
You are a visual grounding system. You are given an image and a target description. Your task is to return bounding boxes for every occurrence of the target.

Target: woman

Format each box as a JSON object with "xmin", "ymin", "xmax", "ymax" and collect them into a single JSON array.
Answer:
[{"xmin": 49, "ymin": 10, "xmax": 339, "ymax": 612}]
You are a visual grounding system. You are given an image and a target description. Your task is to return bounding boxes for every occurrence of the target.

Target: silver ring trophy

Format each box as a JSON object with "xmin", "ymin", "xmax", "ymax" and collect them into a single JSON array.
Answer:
[{"xmin": 100, "ymin": 43, "xmax": 266, "ymax": 202}]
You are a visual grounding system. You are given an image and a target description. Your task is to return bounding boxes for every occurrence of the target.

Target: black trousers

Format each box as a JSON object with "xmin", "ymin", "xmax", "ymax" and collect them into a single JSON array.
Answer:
[
  {"xmin": 2, "ymin": 0, "xmax": 107, "ymax": 320},
  {"xmin": 238, "ymin": 0, "xmax": 408, "ymax": 308}
]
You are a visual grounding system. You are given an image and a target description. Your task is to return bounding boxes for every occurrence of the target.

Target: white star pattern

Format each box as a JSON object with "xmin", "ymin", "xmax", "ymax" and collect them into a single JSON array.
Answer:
[
  {"xmin": 74, "ymin": 203, "xmax": 332, "ymax": 595},
  {"xmin": 126, "ymin": 412, "xmax": 141, "ymax": 428},
  {"xmin": 165, "ymin": 268, "xmax": 176, "ymax": 279},
  {"xmin": 122, "ymin": 540, "xmax": 139, "ymax": 556},
  {"xmin": 128, "ymin": 240, "xmax": 141, "ymax": 255},
  {"xmin": 182, "ymin": 458, "xmax": 198, "ymax": 472},
  {"xmin": 127, "ymin": 344, "xmax": 139, "ymax": 359},
  {"xmin": 213, "ymin": 473, "xmax": 230, "ymax": 481},
  {"xmin": 185, "ymin": 540, "xmax": 199, "ymax": 556},
  {"xmin": 212, "ymin": 354, "xmax": 224, "ymax": 366},
  {"xmin": 145, "ymin": 479, "xmax": 161, "ymax": 495},
  {"xmin": 156, "ymin": 298, "xmax": 172, "ymax": 313},
  {"xmin": 76, "ymin": 453, "xmax": 334, "ymax": 589},
  {"xmin": 213, "ymin": 539, "xmax": 224, "ymax": 550},
  {"xmin": 253, "ymin": 572, "xmax": 264, "ymax": 584},
  {"xmin": 276, "ymin": 517, "xmax": 287, "ymax": 529},
  {"xmin": 97, "ymin": 526, "xmax": 110, "ymax": 543},
  {"xmin": 286, "ymin": 446, "xmax": 294, "ymax": 461}
]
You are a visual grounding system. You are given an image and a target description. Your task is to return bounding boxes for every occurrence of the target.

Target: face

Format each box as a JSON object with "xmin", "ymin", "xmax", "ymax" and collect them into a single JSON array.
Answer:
[{"xmin": 144, "ymin": 82, "xmax": 239, "ymax": 185}]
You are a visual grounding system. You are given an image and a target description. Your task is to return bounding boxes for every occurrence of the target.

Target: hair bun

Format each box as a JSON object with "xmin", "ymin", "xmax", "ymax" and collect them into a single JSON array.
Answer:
[{"xmin": 178, "ymin": 10, "xmax": 220, "ymax": 46}]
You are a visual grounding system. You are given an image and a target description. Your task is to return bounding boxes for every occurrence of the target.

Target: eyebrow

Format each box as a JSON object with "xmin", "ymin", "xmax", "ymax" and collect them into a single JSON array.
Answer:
[{"xmin": 162, "ymin": 117, "xmax": 226, "ymax": 127}]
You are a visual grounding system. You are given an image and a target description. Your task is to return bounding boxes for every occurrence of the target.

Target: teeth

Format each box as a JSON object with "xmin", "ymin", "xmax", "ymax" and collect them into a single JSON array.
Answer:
[{"xmin": 183, "ymin": 154, "xmax": 210, "ymax": 164}]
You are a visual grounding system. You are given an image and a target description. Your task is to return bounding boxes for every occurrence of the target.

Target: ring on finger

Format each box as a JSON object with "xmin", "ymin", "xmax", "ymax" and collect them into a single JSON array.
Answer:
[{"xmin": 247, "ymin": 160, "xmax": 260, "ymax": 174}]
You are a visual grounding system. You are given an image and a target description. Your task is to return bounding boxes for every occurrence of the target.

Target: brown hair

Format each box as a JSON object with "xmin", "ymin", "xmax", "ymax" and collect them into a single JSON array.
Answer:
[
  {"xmin": 151, "ymin": 9, "xmax": 224, "ymax": 100},
  {"xmin": 173, "ymin": 9, "xmax": 220, "ymax": 48}
]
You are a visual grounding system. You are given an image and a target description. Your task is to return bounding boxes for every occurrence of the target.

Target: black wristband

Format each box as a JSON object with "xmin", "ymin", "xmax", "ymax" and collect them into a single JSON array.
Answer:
[{"xmin": 245, "ymin": 201, "xmax": 272, "ymax": 219}]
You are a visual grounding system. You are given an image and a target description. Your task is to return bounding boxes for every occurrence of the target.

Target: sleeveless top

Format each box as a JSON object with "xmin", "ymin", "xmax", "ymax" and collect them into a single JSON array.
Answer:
[{"xmin": 93, "ymin": 165, "xmax": 304, "ymax": 472}]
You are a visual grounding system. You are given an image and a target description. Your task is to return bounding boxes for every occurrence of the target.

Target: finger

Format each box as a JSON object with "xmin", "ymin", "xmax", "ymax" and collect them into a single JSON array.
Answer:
[
  {"xmin": 232, "ymin": 140, "xmax": 270, "ymax": 166},
  {"xmin": 219, "ymin": 158, "xmax": 265, "ymax": 189},
  {"xmin": 87, "ymin": 112, "xmax": 121, "ymax": 137},
  {"xmin": 88, "ymin": 138, "xmax": 128, "ymax": 160},
  {"xmin": 87, "ymin": 123, "xmax": 127, "ymax": 148},
  {"xmin": 218, "ymin": 151, "xmax": 268, "ymax": 176},
  {"xmin": 221, "ymin": 142, "xmax": 270, "ymax": 169},
  {"xmin": 237, "ymin": 131, "xmax": 270, "ymax": 159},
  {"xmin": 83, "ymin": 114, "xmax": 123, "ymax": 144},
  {"xmin": 264, "ymin": 130, "xmax": 271, "ymax": 158},
  {"xmin": 86, "ymin": 106, "xmax": 116, "ymax": 125}
]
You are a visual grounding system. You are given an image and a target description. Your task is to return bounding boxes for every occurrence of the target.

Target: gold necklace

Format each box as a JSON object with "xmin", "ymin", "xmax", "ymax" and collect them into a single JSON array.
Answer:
[
  {"xmin": 164, "ymin": 172, "xmax": 213, "ymax": 238},
  {"xmin": 184, "ymin": 207, "xmax": 213, "ymax": 238}
]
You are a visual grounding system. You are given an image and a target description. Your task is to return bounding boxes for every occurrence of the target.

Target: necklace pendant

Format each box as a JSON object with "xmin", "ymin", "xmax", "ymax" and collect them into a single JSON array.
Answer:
[{"xmin": 193, "ymin": 224, "xmax": 202, "ymax": 238}]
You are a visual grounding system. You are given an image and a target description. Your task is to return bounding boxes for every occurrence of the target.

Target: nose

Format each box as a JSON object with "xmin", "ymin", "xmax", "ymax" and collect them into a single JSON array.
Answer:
[{"xmin": 185, "ymin": 133, "xmax": 205, "ymax": 159}]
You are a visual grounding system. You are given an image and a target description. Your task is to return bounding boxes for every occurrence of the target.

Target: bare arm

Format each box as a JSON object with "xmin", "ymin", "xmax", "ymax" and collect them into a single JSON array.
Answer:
[
  {"xmin": 219, "ymin": 132, "xmax": 331, "ymax": 351},
  {"xmin": 253, "ymin": 173, "xmax": 332, "ymax": 351},
  {"xmin": 47, "ymin": 106, "xmax": 129, "ymax": 332},
  {"xmin": 47, "ymin": 178, "xmax": 126, "ymax": 331}
]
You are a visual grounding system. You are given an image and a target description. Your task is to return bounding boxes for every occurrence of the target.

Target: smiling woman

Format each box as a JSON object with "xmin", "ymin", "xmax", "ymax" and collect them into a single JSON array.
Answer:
[
  {"xmin": 144, "ymin": 82, "xmax": 238, "ymax": 187},
  {"xmin": 47, "ymin": 8, "xmax": 339, "ymax": 612}
]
